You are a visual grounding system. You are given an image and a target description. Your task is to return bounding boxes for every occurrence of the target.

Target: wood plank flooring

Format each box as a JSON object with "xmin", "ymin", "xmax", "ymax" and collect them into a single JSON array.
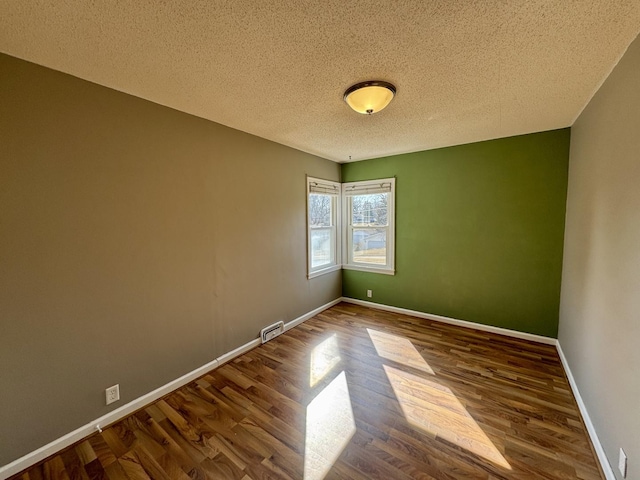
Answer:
[{"xmin": 10, "ymin": 303, "xmax": 603, "ymax": 480}]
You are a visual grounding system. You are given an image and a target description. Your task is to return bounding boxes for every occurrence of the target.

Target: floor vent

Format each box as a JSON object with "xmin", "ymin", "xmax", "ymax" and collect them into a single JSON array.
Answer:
[{"xmin": 261, "ymin": 321, "xmax": 284, "ymax": 343}]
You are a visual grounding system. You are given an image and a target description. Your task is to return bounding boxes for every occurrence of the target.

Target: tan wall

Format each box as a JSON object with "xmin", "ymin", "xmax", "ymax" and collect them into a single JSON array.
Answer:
[
  {"xmin": 0, "ymin": 53, "xmax": 341, "ymax": 465},
  {"xmin": 559, "ymin": 36, "xmax": 640, "ymax": 478}
]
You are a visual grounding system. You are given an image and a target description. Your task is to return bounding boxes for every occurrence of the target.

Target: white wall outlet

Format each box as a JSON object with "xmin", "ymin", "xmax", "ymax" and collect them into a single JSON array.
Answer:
[
  {"xmin": 105, "ymin": 384, "xmax": 120, "ymax": 405},
  {"xmin": 618, "ymin": 448, "xmax": 627, "ymax": 478},
  {"xmin": 367, "ymin": 290, "xmax": 372, "ymax": 298}
]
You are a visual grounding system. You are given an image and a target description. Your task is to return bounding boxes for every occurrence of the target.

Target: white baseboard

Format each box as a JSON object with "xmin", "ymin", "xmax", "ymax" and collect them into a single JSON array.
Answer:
[
  {"xmin": 556, "ymin": 343, "xmax": 615, "ymax": 480},
  {"xmin": 3, "ymin": 297, "xmax": 612, "ymax": 480},
  {"xmin": 340, "ymin": 297, "xmax": 557, "ymax": 345},
  {"xmin": 340, "ymin": 297, "xmax": 614, "ymax": 479},
  {"xmin": 0, "ymin": 297, "xmax": 342, "ymax": 480},
  {"xmin": 0, "ymin": 355, "xmax": 217, "ymax": 479},
  {"xmin": 216, "ymin": 339, "xmax": 261, "ymax": 367},
  {"xmin": 215, "ymin": 298, "xmax": 343, "ymax": 367},
  {"xmin": 284, "ymin": 298, "xmax": 342, "ymax": 332}
]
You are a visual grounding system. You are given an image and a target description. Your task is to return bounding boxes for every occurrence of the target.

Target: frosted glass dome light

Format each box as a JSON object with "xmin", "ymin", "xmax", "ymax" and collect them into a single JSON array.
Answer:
[{"xmin": 344, "ymin": 81, "xmax": 396, "ymax": 115}]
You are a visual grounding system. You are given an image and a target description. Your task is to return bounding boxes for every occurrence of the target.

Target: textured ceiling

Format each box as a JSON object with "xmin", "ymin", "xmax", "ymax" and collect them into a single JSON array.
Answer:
[{"xmin": 1, "ymin": 1, "xmax": 640, "ymax": 162}]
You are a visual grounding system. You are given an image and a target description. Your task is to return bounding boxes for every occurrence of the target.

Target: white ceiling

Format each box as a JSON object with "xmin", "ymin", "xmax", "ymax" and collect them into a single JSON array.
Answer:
[{"xmin": 1, "ymin": 1, "xmax": 639, "ymax": 162}]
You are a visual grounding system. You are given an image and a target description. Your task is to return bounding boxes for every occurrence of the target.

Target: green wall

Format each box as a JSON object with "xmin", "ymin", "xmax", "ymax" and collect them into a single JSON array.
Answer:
[{"xmin": 341, "ymin": 129, "xmax": 570, "ymax": 337}]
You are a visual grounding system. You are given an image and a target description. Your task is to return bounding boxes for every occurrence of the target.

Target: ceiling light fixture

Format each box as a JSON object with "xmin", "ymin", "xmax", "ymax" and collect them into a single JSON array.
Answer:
[{"xmin": 344, "ymin": 81, "xmax": 396, "ymax": 115}]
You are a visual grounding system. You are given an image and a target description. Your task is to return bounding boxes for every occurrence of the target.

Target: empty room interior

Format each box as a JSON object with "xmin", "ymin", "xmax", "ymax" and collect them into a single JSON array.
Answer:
[{"xmin": 1, "ymin": 2, "xmax": 639, "ymax": 480}]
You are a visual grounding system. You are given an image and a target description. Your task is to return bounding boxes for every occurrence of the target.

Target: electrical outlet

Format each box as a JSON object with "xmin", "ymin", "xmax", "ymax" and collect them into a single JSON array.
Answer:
[
  {"xmin": 367, "ymin": 289, "xmax": 372, "ymax": 298},
  {"xmin": 105, "ymin": 384, "xmax": 120, "ymax": 405},
  {"xmin": 618, "ymin": 448, "xmax": 627, "ymax": 478}
]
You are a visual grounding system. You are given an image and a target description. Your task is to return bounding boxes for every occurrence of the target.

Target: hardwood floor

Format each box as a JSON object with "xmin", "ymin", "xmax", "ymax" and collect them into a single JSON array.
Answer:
[{"xmin": 10, "ymin": 303, "xmax": 603, "ymax": 480}]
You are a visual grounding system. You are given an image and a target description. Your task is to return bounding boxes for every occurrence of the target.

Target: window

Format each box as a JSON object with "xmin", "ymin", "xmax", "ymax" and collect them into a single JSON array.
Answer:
[
  {"xmin": 307, "ymin": 177, "xmax": 341, "ymax": 278},
  {"xmin": 306, "ymin": 176, "xmax": 395, "ymax": 278},
  {"xmin": 343, "ymin": 178, "xmax": 395, "ymax": 274}
]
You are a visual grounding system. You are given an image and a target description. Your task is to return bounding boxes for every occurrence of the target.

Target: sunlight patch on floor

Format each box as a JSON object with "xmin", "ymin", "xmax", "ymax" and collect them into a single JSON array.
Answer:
[
  {"xmin": 309, "ymin": 334, "xmax": 341, "ymax": 387},
  {"xmin": 304, "ymin": 371, "xmax": 356, "ymax": 480},
  {"xmin": 383, "ymin": 365, "xmax": 511, "ymax": 469},
  {"xmin": 367, "ymin": 328, "xmax": 434, "ymax": 374}
]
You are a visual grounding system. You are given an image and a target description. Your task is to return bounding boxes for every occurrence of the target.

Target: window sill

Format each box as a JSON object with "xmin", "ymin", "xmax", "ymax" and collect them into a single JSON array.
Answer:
[
  {"xmin": 308, "ymin": 264, "xmax": 342, "ymax": 279},
  {"xmin": 342, "ymin": 264, "xmax": 395, "ymax": 276}
]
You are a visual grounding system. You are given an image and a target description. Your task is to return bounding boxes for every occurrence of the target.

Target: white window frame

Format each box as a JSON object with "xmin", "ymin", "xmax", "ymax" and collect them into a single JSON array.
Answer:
[
  {"xmin": 307, "ymin": 176, "xmax": 341, "ymax": 278},
  {"xmin": 342, "ymin": 178, "xmax": 395, "ymax": 275}
]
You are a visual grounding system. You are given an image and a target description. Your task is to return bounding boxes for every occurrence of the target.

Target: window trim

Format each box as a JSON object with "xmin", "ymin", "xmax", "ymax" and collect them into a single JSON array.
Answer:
[
  {"xmin": 307, "ymin": 176, "xmax": 341, "ymax": 279},
  {"xmin": 342, "ymin": 177, "xmax": 396, "ymax": 275}
]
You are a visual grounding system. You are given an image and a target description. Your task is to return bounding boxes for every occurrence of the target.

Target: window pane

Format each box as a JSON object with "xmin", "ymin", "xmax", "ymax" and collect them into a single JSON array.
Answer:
[
  {"xmin": 309, "ymin": 194, "xmax": 332, "ymax": 227},
  {"xmin": 352, "ymin": 228, "xmax": 387, "ymax": 265},
  {"xmin": 311, "ymin": 228, "xmax": 333, "ymax": 268},
  {"xmin": 351, "ymin": 193, "xmax": 388, "ymax": 226}
]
